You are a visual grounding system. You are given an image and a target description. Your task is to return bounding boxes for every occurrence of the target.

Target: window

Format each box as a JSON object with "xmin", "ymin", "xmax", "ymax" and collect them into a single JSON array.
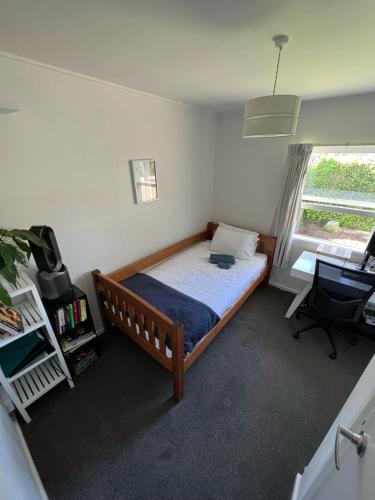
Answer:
[{"xmin": 295, "ymin": 146, "xmax": 375, "ymax": 251}]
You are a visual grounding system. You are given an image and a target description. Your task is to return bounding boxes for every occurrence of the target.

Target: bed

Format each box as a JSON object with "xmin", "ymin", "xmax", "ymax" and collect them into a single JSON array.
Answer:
[{"xmin": 92, "ymin": 222, "xmax": 276, "ymax": 401}]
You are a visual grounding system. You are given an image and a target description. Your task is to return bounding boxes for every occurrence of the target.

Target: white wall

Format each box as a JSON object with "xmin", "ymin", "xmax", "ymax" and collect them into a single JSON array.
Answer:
[
  {"xmin": 213, "ymin": 93, "xmax": 375, "ymax": 292},
  {"xmin": 0, "ymin": 55, "xmax": 217, "ymax": 329},
  {"xmin": 0, "ymin": 397, "xmax": 47, "ymax": 500}
]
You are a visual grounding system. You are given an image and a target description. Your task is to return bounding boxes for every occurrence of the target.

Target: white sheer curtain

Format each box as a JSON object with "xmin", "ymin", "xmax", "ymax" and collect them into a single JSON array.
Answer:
[{"xmin": 271, "ymin": 143, "xmax": 313, "ymax": 268}]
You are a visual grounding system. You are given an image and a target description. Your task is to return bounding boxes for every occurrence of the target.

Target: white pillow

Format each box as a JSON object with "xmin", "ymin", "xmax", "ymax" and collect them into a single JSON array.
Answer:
[
  {"xmin": 219, "ymin": 222, "xmax": 259, "ymax": 256},
  {"xmin": 211, "ymin": 222, "xmax": 259, "ymax": 260}
]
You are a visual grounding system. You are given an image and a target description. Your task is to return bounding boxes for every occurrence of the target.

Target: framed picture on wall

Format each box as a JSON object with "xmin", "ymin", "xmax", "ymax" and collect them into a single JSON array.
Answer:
[{"xmin": 129, "ymin": 159, "xmax": 159, "ymax": 204}]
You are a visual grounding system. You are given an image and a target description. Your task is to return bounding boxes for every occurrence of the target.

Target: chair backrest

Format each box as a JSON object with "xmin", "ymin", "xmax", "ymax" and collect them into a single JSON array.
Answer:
[{"xmin": 309, "ymin": 259, "xmax": 375, "ymax": 323}]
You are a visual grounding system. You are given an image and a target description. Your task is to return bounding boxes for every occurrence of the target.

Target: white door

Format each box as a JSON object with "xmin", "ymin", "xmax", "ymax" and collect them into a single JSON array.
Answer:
[{"xmin": 293, "ymin": 355, "xmax": 375, "ymax": 500}]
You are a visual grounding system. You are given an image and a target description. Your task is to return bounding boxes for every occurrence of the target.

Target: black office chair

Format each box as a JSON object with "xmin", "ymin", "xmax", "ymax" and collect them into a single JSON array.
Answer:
[{"xmin": 293, "ymin": 259, "xmax": 375, "ymax": 359}]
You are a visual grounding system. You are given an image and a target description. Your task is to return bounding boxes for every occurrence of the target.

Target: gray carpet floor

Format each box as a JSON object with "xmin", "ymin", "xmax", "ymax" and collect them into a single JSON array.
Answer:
[{"xmin": 23, "ymin": 286, "xmax": 375, "ymax": 500}]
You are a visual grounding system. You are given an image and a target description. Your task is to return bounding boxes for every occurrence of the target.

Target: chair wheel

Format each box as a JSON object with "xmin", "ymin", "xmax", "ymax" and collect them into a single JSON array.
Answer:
[
  {"xmin": 329, "ymin": 352, "xmax": 337, "ymax": 360},
  {"xmin": 293, "ymin": 333, "xmax": 300, "ymax": 340}
]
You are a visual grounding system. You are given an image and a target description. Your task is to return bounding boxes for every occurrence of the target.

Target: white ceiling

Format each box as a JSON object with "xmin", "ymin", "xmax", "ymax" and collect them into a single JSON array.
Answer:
[{"xmin": 0, "ymin": 0, "xmax": 374, "ymax": 109}]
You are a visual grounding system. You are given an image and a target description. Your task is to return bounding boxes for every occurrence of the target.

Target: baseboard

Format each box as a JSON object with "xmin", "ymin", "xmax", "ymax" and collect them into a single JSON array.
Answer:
[{"xmin": 269, "ymin": 280, "xmax": 298, "ymax": 295}]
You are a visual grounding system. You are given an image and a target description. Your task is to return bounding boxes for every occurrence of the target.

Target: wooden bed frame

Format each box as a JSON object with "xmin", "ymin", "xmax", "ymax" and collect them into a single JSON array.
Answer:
[{"xmin": 92, "ymin": 222, "xmax": 276, "ymax": 402}]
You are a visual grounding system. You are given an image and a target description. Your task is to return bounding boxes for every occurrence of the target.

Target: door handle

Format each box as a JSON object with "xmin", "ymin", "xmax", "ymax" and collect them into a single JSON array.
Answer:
[{"xmin": 335, "ymin": 424, "xmax": 368, "ymax": 470}]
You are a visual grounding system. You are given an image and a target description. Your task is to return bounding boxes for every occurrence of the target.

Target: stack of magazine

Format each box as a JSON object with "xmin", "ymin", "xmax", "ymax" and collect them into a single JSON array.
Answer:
[
  {"xmin": 0, "ymin": 303, "xmax": 24, "ymax": 341},
  {"xmin": 68, "ymin": 347, "xmax": 98, "ymax": 376}
]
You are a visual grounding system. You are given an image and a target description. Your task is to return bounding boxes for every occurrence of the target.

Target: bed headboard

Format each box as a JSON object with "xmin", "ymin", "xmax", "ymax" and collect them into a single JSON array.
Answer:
[{"xmin": 206, "ymin": 222, "xmax": 277, "ymax": 268}]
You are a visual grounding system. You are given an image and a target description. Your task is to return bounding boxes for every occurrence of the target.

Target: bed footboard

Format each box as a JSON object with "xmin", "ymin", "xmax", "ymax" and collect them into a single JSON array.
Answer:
[{"xmin": 92, "ymin": 270, "xmax": 185, "ymax": 401}]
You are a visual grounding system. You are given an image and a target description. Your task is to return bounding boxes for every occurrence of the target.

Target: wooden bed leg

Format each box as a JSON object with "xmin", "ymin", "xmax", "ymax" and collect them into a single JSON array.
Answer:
[
  {"xmin": 92, "ymin": 269, "xmax": 112, "ymax": 334},
  {"xmin": 172, "ymin": 323, "xmax": 184, "ymax": 402},
  {"xmin": 262, "ymin": 271, "xmax": 271, "ymax": 287}
]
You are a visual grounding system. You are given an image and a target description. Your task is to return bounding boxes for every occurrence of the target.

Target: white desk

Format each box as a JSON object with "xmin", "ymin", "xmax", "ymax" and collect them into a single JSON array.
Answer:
[{"xmin": 285, "ymin": 251, "xmax": 375, "ymax": 319}]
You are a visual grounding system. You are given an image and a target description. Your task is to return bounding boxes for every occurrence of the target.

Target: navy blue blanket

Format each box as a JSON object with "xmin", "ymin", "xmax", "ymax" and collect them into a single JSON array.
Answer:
[{"xmin": 120, "ymin": 273, "xmax": 220, "ymax": 355}]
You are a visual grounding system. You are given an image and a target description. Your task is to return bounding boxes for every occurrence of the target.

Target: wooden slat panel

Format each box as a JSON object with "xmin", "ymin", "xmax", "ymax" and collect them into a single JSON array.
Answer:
[
  {"xmin": 158, "ymin": 329, "xmax": 166, "ymax": 356},
  {"xmin": 96, "ymin": 274, "xmax": 175, "ymax": 330},
  {"xmin": 104, "ymin": 306, "xmax": 173, "ymax": 371},
  {"xmin": 148, "ymin": 321, "xmax": 156, "ymax": 347},
  {"xmin": 139, "ymin": 313, "xmax": 146, "ymax": 339},
  {"xmin": 128, "ymin": 305, "xmax": 136, "ymax": 333},
  {"xmin": 92, "ymin": 271, "xmax": 179, "ymax": 371}
]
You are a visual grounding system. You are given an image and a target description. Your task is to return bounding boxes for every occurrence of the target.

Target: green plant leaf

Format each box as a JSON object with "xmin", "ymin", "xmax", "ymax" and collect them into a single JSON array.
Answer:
[
  {"xmin": 0, "ymin": 264, "xmax": 17, "ymax": 287},
  {"xmin": 0, "ymin": 286, "xmax": 11, "ymax": 306},
  {"xmin": 12, "ymin": 246, "xmax": 27, "ymax": 266},
  {"xmin": 0, "ymin": 243, "xmax": 17, "ymax": 268},
  {"xmin": 9, "ymin": 230, "xmax": 49, "ymax": 249},
  {"xmin": 12, "ymin": 237, "xmax": 32, "ymax": 259}
]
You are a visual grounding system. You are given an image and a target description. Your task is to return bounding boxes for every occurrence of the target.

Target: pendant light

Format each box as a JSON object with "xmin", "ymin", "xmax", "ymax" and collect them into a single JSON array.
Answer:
[{"xmin": 242, "ymin": 34, "xmax": 301, "ymax": 138}]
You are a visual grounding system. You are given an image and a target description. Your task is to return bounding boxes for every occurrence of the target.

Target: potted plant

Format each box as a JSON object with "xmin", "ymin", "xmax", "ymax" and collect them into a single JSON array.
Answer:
[{"xmin": 0, "ymin": 229, "xmax": 48, "ymax": 305}]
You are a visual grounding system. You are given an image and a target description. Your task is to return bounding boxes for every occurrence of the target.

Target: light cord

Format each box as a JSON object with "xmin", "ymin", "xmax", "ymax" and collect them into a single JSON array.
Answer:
[{"xmin": 272, "ymin": 46, "xmax": 282, "ymax": 95}]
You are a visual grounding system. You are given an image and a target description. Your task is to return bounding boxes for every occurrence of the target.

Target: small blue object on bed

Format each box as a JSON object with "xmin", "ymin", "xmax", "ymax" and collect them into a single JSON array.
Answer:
[
  {"xmin": 210, "ymin": 253, "xmax": 235, "ymax": 269},
  {"xmin": 120, "ymin": 273, "xmax": 220, "ymax": 355},
  {"xmin": 209, "ymin": 254, "xmax": 235, "ymax": 265}
]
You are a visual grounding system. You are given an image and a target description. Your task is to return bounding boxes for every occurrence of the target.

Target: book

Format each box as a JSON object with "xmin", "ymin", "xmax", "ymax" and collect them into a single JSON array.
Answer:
[
  {"xmin": 58, "ymin": 308, "xmax": 65, "ymax": 334},
  {"xmin": 0, "ymin": 303, "xmax": 24, "ymax": 334},
  {"xmin": 54, "ymin": 313, "xmax": 60, "ymax": 336},
  {"xmin": 67, "ymin": 346, "xmax": 97, "ymax": 375},
  {"xmin": 73, "ymin": 300, "xmax": 79, "ymax": 324},
  {"xmin": 60, "ymin": 331, "xmax": 95, "ymax": 353},
  {"xmin": 65, "ymin": 306, "xmax": 70, "ymax": 329},
  {"xmin": 80, "ymin": 299, "xmax": 87, "ymax": 321},
  {"xmin": 0, "ymin": 328, "xmax": 14, "ymax": 342},
  {"xmin": 49, "ymin": 294, "xmax": 89, "ymax": 336},
  {"xmin": 77, "ymin": 299, "xmax": 81, "ymax": 322},
  {"xmin": 69, "ymin": 303, "xmax": 75, "ymax": 329}
]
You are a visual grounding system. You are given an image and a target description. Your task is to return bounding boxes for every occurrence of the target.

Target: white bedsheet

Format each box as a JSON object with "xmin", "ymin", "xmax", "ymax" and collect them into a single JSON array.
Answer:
[{"xmin": 145, "ymin": 241, "xmax": 267, "ymax": 317}]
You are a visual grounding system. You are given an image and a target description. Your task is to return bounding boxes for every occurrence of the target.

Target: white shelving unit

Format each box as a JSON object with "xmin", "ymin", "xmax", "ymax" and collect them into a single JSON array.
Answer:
[{"xmin": 0, "ymin": 272, "xmax": 74, "ymax": 423}]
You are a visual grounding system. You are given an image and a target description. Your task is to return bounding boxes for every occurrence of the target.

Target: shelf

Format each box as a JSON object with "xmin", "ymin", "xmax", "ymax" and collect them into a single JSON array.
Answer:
[
  {"xmin": 0, "ymin": 272, "xmax": 35, "ymax": 299},
  {"xmin": 0, "ymin": 270, "xmax": 74, "ymax": 423},
  {"xmin": 16, "ymin": 299, "xmax": 45, "ymax": 333},
  {"xmin": 12, "ymin": 357, "xmax": 66, "ymax": 408},
  {"xmin": 8, "ymin": 349, "xmax": 57, "ymax": 383},
  {"xmin": 62, "ymin": 332, "xmax": 96, "ymax": 354},
  {"xmin": 0, "ymin": 298, "xmax": 45, "ymax": 349}
]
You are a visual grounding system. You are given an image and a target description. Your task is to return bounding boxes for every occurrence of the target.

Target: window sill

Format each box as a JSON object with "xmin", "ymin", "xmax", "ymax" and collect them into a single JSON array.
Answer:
[{"xmin": 292, "ymin": 233, "xmax": 364, "ymax": 258}]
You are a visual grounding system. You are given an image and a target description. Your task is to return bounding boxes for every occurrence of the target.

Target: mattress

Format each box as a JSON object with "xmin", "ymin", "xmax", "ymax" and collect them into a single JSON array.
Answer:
[{"xmin": 145, "ymin": 241, "xmax": 267, "ymax": 318}]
